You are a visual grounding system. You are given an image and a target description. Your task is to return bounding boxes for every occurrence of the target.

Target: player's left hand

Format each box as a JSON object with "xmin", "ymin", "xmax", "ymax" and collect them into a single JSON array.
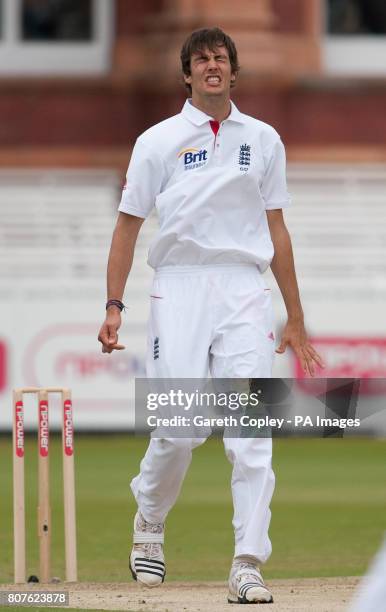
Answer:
[{"xmin": 275, "ymin": 319, "xmax": 325, "ymax": 377}]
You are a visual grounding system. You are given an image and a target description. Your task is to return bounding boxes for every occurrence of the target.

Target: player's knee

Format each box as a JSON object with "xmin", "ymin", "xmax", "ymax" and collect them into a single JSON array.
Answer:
[
  {"xmin": 160, "ymin": 437, "xmax": 195, "ymax": 452},
  {"xmin": 162, "ymin": 436, "xmax": 209, "ymax": 452},
  {"xmin": 229, "ymin": 438, "xmax": 273, "ymax": 470}
]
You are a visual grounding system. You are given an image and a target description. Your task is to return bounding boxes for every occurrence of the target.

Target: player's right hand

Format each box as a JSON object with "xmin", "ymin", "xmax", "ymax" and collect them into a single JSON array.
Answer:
[{"xmin": 98, "ymin": 310, "xmax": 126, "ymax": 353}]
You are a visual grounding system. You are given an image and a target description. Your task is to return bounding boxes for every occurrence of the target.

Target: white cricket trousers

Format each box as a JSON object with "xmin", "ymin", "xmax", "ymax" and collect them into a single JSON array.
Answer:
[{"xmin": 131, "ymin": 264, "xmax": 276, "ymax": 564}]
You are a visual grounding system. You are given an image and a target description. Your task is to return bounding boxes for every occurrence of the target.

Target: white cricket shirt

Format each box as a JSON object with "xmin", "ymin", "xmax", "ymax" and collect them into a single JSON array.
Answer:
[{"xmin": 118, "ymin": 99, "xmax": 291, "ymax": 271}]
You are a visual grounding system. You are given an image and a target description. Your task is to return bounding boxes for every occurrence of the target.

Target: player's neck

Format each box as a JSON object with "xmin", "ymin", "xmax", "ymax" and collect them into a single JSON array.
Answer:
[{"xmin": 190, "ymin": 94, "xmax": 231, "ymax": 123}]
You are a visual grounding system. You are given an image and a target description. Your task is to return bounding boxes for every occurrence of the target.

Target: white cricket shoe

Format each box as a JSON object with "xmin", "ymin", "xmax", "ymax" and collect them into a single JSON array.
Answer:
[
  {"xmin": 228, "ymin": 560, "xmax": 273, "ymax": 604},
  {"xmin": 129, "ymin": 511, "xmax": 166, "ymax": 587}
]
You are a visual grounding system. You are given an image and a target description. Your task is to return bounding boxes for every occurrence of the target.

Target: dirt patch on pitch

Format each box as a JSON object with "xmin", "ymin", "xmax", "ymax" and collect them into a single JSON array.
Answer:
[{"xmin": 1, "ymin": 577, "xmax": 359, "ymax": 611}]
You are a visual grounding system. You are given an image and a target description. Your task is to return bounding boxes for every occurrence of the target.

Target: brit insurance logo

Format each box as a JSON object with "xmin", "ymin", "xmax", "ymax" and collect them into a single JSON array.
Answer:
[
  {"xmin": 178, "ymin": 147, "xmax": 208, "ymax": 171},
  {"xmin": 238, "ymin": 143, "xmax": 251, "ymax": 172}
]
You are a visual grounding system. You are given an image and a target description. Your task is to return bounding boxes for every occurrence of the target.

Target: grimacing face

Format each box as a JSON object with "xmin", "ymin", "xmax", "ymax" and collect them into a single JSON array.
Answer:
[{"xmin": 184, "ymin": 45, "xmax": 236, "ymax": 98}]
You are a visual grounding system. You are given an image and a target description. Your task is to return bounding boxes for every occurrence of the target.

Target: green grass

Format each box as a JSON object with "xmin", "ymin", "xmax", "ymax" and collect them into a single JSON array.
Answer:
[{"xmin": 1, "ymin": 435, "xmax": 385, "ymax": 583}]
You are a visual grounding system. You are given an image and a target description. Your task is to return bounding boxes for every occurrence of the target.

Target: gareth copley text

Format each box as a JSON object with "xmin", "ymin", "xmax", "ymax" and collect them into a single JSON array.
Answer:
[{"xmin": 147, "ymin": 415, "xmax": 361, "ymax": 429}]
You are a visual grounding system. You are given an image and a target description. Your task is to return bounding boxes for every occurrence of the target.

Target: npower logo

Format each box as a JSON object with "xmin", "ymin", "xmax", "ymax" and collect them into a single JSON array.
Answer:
[
  {"xmin": 63, "ymin": 399, "xmax": 74, "ymax": 456},
  {"xmin": 23, "ymin": 324, "xmax": 145, "ymax": 385},
  {"xmin": 295, "ymin": 337, "xmax": 386, "ymax": 379},
  {"xmin": 39, "ymin": 400, "xmax": 49, "ymax": 457},
  {"xmin": 22, "ymin": 324, "xmax": 145, "ymax": 409},
  {"xmin": 15, "ymin": 401, "xmax": 24, "ymax": 457}
]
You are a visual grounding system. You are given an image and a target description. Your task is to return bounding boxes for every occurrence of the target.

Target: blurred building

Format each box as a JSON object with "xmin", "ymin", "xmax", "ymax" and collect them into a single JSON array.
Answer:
[
  {"xmin": 1, "ymin": 0, "xmax": 386, "ymax": 430},
  {"xmin": 1, "ymin": 0, "xmax": 386, "ymax": 170}
]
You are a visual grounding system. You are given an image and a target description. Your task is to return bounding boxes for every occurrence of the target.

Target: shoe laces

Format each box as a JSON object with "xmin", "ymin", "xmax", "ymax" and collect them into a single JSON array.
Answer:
[
  {"xmin": 134, "ymin": 541, "xmax": 162, "ymax": 559},
  {"xmin": 234, "ymin": 562, "xmax": 263, "ymax": 587},
  {"xmin": 134, "ymin": 513, "xmax": 164, "ymax": 560}
]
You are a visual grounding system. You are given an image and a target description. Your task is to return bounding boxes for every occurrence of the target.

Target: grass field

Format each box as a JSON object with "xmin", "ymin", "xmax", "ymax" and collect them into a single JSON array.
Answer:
[{"xmin": 1, "ymin": 435, "xmax": 385, "ymax": 584}]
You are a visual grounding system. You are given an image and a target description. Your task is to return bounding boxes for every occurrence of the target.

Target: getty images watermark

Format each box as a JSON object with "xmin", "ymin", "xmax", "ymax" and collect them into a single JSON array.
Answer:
[
  {"xmin": 146, "ymin": 388, "xmax": 261, "ymax": 411},
  {"xmin": 134, "ymin": 378, "xmax": 386, "ymax": 438},
  {"xmin": 146, "ymin": 388, "xmax": 263, "ymax": 429}
]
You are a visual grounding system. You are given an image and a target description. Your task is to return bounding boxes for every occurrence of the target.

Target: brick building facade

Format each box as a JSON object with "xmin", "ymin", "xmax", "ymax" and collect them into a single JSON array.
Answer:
[{"xmin": 1, "ymin": 0, "xmax": 386, "ymax": 172}]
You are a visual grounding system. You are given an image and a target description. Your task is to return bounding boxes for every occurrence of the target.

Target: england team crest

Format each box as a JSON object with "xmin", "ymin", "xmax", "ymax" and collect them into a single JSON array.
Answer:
[{"xmin": 238, "ymin": 143, "xmax": 251, "ymax": 171}]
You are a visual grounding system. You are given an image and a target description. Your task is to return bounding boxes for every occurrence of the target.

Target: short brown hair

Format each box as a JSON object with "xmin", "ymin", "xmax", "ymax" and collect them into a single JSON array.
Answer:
[{"xmin": 180, "ymin": 27, "xmax": 240, "ymax": 94}]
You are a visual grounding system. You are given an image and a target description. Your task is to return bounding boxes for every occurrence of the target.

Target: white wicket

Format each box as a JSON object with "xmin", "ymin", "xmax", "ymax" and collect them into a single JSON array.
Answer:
[{"xmin": 12, "ymin": 387, "xmax": 77, "ymax": 584}]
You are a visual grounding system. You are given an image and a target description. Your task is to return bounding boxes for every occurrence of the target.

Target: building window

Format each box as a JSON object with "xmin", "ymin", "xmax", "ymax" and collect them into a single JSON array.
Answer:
[
  {"xmin": 323, "ymin": 0, "xmax": 386, "ymax": 75},
  {"xmin": 0, "ymin": 0, "xmax": 113, "ymax": 76},
  {"xmin": 327, "ymin": 0, "xmax": 386, "ymax": 35},
  {"xmin": 22, "ymin": 0, "xmax": 92, "ymax": 41}
]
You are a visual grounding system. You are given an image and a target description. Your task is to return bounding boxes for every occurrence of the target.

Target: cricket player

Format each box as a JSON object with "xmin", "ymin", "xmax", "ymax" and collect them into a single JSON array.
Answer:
[{"xmin": 98, "ymin": 27, "xmax": 323, "ymax": 604}]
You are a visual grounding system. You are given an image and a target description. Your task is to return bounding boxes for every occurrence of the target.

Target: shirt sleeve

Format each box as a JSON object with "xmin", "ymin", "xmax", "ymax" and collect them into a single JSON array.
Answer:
[
  {"xmin": 260, "ymin": 138, "xmax": 292, "ymax": 210},
  {"xmin": 118, "ymin": 139, "xmax": 165, "ymax": 219}
]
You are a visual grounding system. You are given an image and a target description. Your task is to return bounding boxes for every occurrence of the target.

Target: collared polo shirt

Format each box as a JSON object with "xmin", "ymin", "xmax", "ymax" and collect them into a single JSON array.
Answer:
[{"xmin": 119, "ymin": 99, "xmax": 291, "ymax": 271}]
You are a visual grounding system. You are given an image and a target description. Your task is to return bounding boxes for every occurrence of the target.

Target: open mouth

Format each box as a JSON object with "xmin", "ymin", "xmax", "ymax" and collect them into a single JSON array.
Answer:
[{"xmin": 205, "ymin": 75, "xmax": 221, "ymax": 85}]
